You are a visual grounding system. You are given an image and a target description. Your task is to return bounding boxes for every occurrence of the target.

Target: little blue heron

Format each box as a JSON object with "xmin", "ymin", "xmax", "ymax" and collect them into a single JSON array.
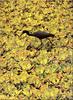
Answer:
[
  {"xmin": 22, "ymin": 30, "xmax": 55, "ymax": 39},
  {"xmin": 21, "ymin": 30, "xmax": 55, "ymax": 50}
]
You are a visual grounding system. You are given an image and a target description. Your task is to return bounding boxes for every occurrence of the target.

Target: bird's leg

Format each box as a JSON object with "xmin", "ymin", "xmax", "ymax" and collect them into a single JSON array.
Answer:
[
  {"xmin": 37, "ymin": 39, "xmax": 43, "ymax": 50},
  {"xmin": 49, "ymin": 38, "xmax": 53, "ymax": 45},
  {"xmin": 47, "ymin": 38, "xmax": 54, "ymax": 52}
]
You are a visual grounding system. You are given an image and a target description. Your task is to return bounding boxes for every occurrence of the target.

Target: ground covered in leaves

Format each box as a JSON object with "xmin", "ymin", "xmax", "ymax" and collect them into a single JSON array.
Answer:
[{"xmin": 0, "ymin": 0, "xmax": 73, "ymax": 100}]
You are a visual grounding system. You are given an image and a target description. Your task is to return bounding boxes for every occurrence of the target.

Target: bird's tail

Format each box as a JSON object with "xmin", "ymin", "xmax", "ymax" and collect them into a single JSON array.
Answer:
[{"xmin": 48, "ymin": 34, "xmax": 55, "ymax": 37}]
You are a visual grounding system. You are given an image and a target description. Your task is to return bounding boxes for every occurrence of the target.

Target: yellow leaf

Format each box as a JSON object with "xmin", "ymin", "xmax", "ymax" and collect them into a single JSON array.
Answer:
[{"xmin": 19, "ymin": 71, "xmax": 29, "ymax": 82}]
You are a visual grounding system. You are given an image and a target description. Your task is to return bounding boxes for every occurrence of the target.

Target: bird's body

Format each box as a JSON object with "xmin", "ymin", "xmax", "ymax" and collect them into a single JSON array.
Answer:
[{"xmin": 22, "ymin": 30, "xmax": 55, "ymax": 39}]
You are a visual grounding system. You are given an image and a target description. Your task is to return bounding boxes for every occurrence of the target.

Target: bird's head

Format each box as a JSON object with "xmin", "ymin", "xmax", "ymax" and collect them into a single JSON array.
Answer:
[{"xmin": 22, "ymin": 30, "xmax": 30, "ymax": 35}]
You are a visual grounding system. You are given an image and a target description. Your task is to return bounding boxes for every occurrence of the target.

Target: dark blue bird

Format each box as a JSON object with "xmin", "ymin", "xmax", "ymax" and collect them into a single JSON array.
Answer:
[
  {"xmin": 22, "ymin": 30, "xmax": 55, "ymax": 39},
  {"xmin": 21, "ymin": 30, "xmax": 55, "ymax": 51}
]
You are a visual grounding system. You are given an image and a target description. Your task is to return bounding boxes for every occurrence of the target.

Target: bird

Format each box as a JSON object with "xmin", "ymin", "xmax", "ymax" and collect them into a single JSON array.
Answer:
[
  {"xmin": 21, "ymin": 30, "xmax": 55, "ymax": 39},
  {"xmin": 21, "ymin": 30, "xmax": 55, "ymax": 50}
]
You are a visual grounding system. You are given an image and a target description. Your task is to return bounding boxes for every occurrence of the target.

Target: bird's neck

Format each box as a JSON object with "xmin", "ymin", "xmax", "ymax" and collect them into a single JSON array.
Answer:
[{"xmin": 27, "ymin": 32, "xmax": 34, "ymax": 36}]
